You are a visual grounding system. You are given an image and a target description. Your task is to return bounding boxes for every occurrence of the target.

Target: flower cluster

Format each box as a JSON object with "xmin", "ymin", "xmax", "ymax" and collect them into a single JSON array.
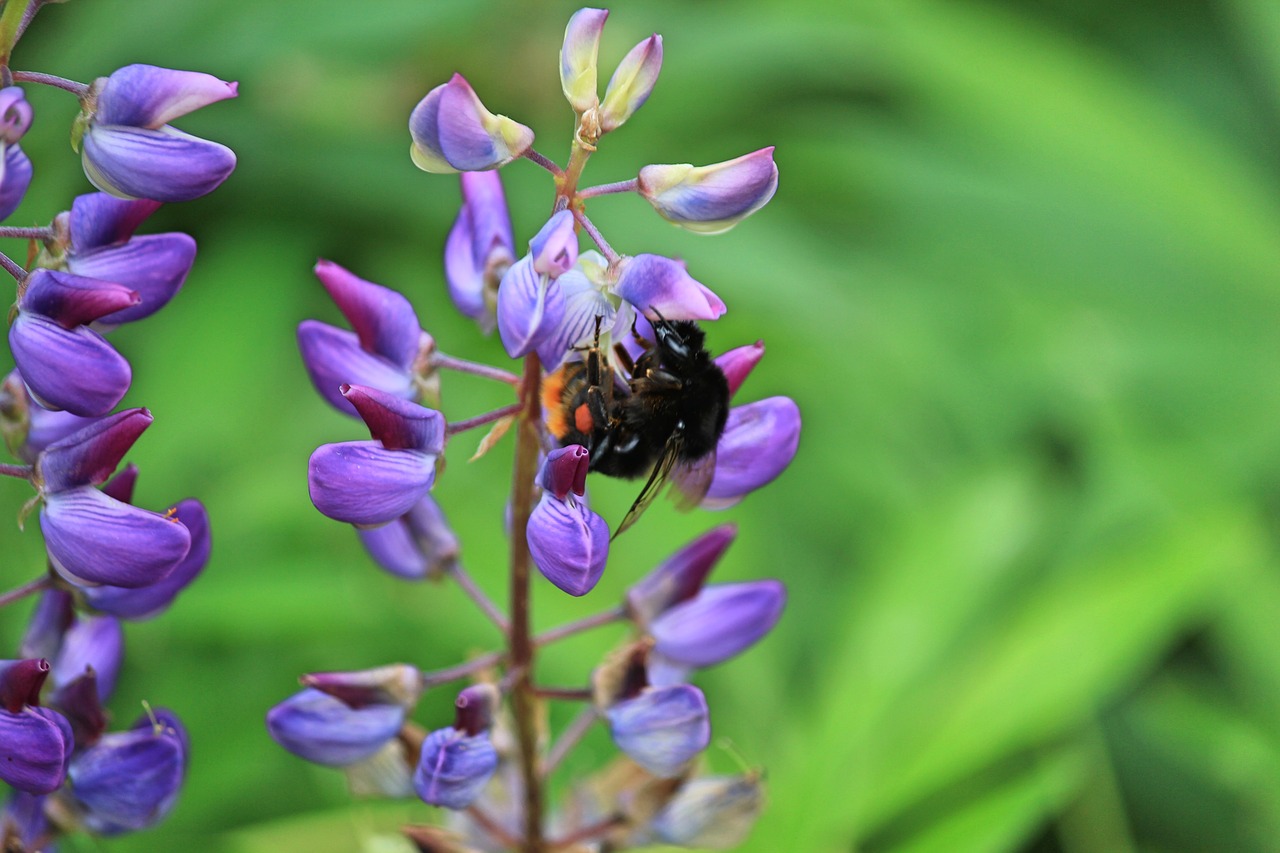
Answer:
[
  {"xmin": 0, "ymin": 6, "xmax": 232, "ymax": 848},
  {"xmin": 278, "ymin": 7, "xmax": 797, "ymax": 850}
]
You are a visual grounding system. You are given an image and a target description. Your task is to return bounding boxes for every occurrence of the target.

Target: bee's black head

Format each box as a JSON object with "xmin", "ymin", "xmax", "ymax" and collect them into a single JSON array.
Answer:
[{"xmin": 652, "ymin": 318, "xmax": 709, "ymax": 369}]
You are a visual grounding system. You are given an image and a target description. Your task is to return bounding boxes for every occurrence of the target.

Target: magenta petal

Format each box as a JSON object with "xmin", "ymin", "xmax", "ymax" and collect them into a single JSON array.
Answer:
[
  {"xmin": 10, "ymin": 315, "xmax": 131, "ymax": 416},
  {"xmin": 715, "ymin": 341, "xmax": 765, "ymax": 398},
  {"xmin": 82, "ymin": 499, "xmax": 211, "ymax": 620},
  {"xmin": 82, "ymin": 125, "xmax": 236, "ymax": 203},
  {"xmin": 527, "ymin": 493, "xmax": 609, "ymax": 596},
  {"xmin": 698, "ymin": 397, "xmax": 801, "ymax": 508},
  {"xmin": 20, "ymin": 269, "xmax": 139, "ymax": 329},
  {"xmin": 69, "ymin": 193, "xmax": 161, "ymax": 252},
  {"xmin": 342, "ymin": 385, "xmax": 445, "ymax": 453},
  {"xmin": 0, "ymin": 706, "xmax": 73, "ymax": 794},
  {"xmin": 538, "ymin": 445, "xmax": 589, "ymax": 499},
  {"xmin": 41, "ymin": 487, "xmax": 191, "ymax": 588},
  {"xmin": 0, "ymin": 143, "xmax": 32, "ymax": 222},
  {"xmin": 71, "ymin": 234, "xmax": 195, "ymax": 325},
  {"xmin": 297, "ymin": 321, "xmax": 415, "ymax": 416},
  {"xmin": 614, "ymin": 254, "xmax": 726, "ymax": 321},
  {"xmin": 36, "ymin": 408, "xmax": 151, "ymax": 492},
  {"xmin": 313, "ymin": 260, "xmax": 420, "ymax": 368},
  {"xmin": 96, "ymin": 64, "xmax": 237, "ymax": 129},
  {"xmin": 649, "ymin": 580, "xmax": 786, "ymax": 668},
  {"xmin": 308, "ymin": 441, "xmax": 436, "ymax": 527}
]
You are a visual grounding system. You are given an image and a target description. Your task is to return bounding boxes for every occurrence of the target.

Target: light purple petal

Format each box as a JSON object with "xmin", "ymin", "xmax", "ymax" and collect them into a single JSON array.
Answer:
[
  {"xmin": 51, "ymin": 616, "xmax": 123, "ymax": 702},
  {"xmin": 18, "ymin": 589, "xmax": 74, "ymax": 660},
  {"xmin": 82, "ymin": 499, "xmax": 210, "ymax": 619},
  {"xmin": 697, "ymin": 397, "xmax": 801, "ymax": 508},
  {"xmin": 71, "ymin": 234, "xmax": 195, "ymax": 325},
  {"xmin": 357, "ymin": 495, "xmax": 459, "ymax": 581},
  {"xmin": 96, "ymin": 64, "xmax": 237, "ymax": 129},
  {"xmin": 68, "ymin": 723, "xmax": 185, "ymax": 834},
  {"xmin": 626, "ymin": 524, "xmax": 738, "ymax": 624},
  {"xmin": 444, "ymin": 203, "xmax": 485, "ymax": 319},
  {"xmin": 342, "ymin": 385, "xmax": 445, "ymax": 453},
  {"xmin": 527, "ymin": 492, "xmax": 609, "ymax": 596},
  {"xmin": 606, "ymin": 685, "xmax": 710, "ymax": 778},
  {"xmin": 613, "ymin": 254, "xmax": 726, "ymax": 321},
  {"xmin": 530, "ymin": 210, "xmax": 578, "ymax": 278},
  {"xmin": 308, "ymin": 441, "xmax": 436, "ymax": 527},
  {"xmin": 10, "ymin": 315, "xmax": 131, "ymax": 416},
  {"xmin": 638, "ymin": 148, "xmax": 778, "ymax": 234},
  {"xmin": 0, "ymin": 143, "xmax": 31, "ymax": 222},
  {"xmin": 69, "ymin": 193, "xmax": 161, "ymax": 252},
  {"xmin": 649, "ymin": 580, "xmax": 786, "ymax": 668},
  {"xmin": 266, "ymin": 687, "xmax": 405, "ymax": 767},
  {"xmin": 460, "ymin": 170, "xmax": 514, "ymax": 265},
  {"xmin": 19, "ymin": 269, "xmax": 139, "ymax": 329},
  {"xmin": 0, "ymin": 87, "xmax": 32, "ymax": 143},
  {"xmin": 535, "ymin": 268, "xmax": 613, "ymax": 369},
  {"xmin": 413, "ymin": 726, "xmax": 498, "ymax": 809},
  {"xmin": 0, "ymin": 706, "xmax": 73, "ymax": 794},
  {"xmin": 297, "ymin": 321, "xmax": 414, "ymax": 416},
  {"xmin": 36, "ymin": 408, "xmax": 151, "ymax": 492},
  {"xmin": 82, "ymin": 124, "xmax": 236, "ymax": 203},
  {"xmin": 313, "ymin": 260, "xmax": 420, "ymax": 368},
  {"xmin": 41, "ymin": 486, "xmax": 191, "ymax": 588},
  {"xmin": 497, "ymin": 256, "xmax": 565, "ymax": 358}
]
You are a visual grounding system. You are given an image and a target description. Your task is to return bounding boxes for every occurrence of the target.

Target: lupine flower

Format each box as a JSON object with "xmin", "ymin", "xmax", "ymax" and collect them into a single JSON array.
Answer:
[
  {"xmin": 66, "ymin": 709, "xmax": 188, "ymax": 834},
  {"xmin": 625, "ymin": 524, "xmax": 737, "ymax": 624},
  {"xmin": 605, "ymin": 684, "xmax": 710, "ymax": 778},
  {"xmin": 527, "ymin": 446, "xmax": 609, "ymax": 596},
  {"xmin": 78, "ymin": 64, "xmax": 237, "ymax": 203},
  {"xmin": 444, "ymin": 171, "xmax": 515, "ymax": 331},
  {"xmin": 1, "ymin": 370, "xmax": 102, "ymax": 462},
  {"xmin": 410, "ymin": 74, "xmax": 534, "ymax": 174},
  {"xmin": 308, "ymin": 385, "xmax": 446, "ymax": 527},
  {"xmin": 612, "ymin": 254, "xmax": 726, "ymax": 321},
  {"xmin": 81, "ymin": 498, "xmax": 211, "ymax": 619},
  {"xmin": 599, "ymin": 34, "xmax": 662, "ymax": 133},
  {"xmin": 50, "ymin": 615, "xmax": 124, "ymax": 702},
  {"xmin": 413, "ymin": 685, "xmax": 500, "ymax": 809},
  {"xmin": 649, "ymin": 580, "xmax": 786, "ymax": 675},
  {"xmin": 0, "ymin": 659, "xmax": 74, "ymax": 795},
  {"xmin": 496, "ymin": 210, "xmax": 578, "ymax": 359},
  {"xmin": 267, "ymin": 687, "xmax": 407, "ymax": 767},
  {"xmin": 672, "ymin": 396, "xmax": 801, "ymax": 509},
  {"xmin": 19, "ymin": 589, "xmax": 74, "ymax": 661},
  {"xmin": 638, "ymin": 147, "xmax": 779, "ymax": 234},
  {"xmin": 8, "ymin": 268, "xmax": 138, "ymax": 415},
  {"xmin": 38, "ymin": 193, "xmax": 196, "ymax": 326},
  {"xmin": 302, "ymin": 663, "xmax": 424, "ymax": 711},
  {"xmin": 560, "ymin": 8, "xmax": 607, "ymax": 113},
  {"xmin": 650, "ymin": 773, "xmax": 764, "ymax": 848},
  {"xmin": 0, "ymin": 86, "xmax": 33, "ymax": 222},
  {"xmin": 715, "ymin": 340, "xmax": 766, "ymax": 397},
  {"xmin": 357, "ymin": 494, "xmax": 460, "ymax": 581},
  {"xmin": 297, "ymin": 260, "xmax": 428, "ymax": 417},
  {"xmin": 33, "ymin": 408, "xmax": 192, "ymax": 588}
]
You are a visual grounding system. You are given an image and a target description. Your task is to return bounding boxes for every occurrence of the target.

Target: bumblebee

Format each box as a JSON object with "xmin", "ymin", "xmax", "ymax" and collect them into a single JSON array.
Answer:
[{"xmin": 543, "ymin": 315, "xmax": 729, "ymax": 536}]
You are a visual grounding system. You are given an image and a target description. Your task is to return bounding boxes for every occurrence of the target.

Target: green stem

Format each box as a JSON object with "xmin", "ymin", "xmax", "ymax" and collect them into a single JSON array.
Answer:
[{"xmin": 0, "ymin": 0, "xmax": 34, "ymax": 72}]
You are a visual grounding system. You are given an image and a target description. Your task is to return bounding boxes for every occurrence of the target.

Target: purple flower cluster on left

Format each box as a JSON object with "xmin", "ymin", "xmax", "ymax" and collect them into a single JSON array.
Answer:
[{"xmin": 1, "ymin": 11, "xmax": 234, "ymax": 848}]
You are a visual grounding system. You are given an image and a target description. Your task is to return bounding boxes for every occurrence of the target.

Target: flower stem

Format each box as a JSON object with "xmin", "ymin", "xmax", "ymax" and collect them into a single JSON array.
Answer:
[
  {"xmin": 445, "ymin": 402, "xmax": 523, "ymax": 437},
  {"xmin": 432, "ymin": 353, "xmax": 520, "ymax": 386},
  {"xmin": 571, "ymin": 210, "xmax": 620, "ymax": 265},
  {"xmin": 577, "ymin": 178, "xmax": 639, "ymax": 199},
  {"xmin": 509, "ymin": 351, "xmax": 546, "ymax": 852},
  {"xmin": 0, "ymin": 249, "xmax": 25, "ymax": 281},
  {"xmin": 534, "ymin": 605, "xmax": 625, "ymax": 647},
  {"xmin": 542, "ymin": 706, "xmax": 598, "ymax": 779},
  {"xmin": 11, "ymin": 70, "xmax": 87, "ymax": 96},
  {"xmin": 0, "ymin": 574, "xmax": 49, "ymax": 609},
  {"xmin": 551, "ymin": 814, "xmax": 626, "ymax": 849},
  {"xmin": 522, "ymin": 148, "xmax": 563, "ymax": 177},
  {"xmin": 445, "ymin": 562, "xmax": 509, "ymax": 634},
  {"xmin": 533, "ymin": 686, "xmax": 592, "ymax": 701},
  {"xmin": 0, "ymin": 225, "xmax": 51, "ymax": 241},
  {"xmin": 0, "ymin": 0, "xmax": 33, "ymax": 72},
  {"xmin": 419, "ymin": 650, "xmax": 507, "ymax": 689},
  {"xmin": 0, "ymin": 462, "xmax": 32, "ymax": 479}
]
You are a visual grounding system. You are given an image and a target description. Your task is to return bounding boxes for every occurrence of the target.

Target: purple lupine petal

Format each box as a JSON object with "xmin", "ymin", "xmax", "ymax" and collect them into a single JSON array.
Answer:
[
  {"xmin": 357, "ymin": 495, "xmax": 459, "ymax": 581},
  {"xmin": 1, "ymin": 790, "xmax": 51, "ymax": 852},
  {"xmin": 626, "ymin": 524, "xmax": 738, "ymax": 624},
  {"xmin": 613, "ymin": 254, "xmax": 726, "ymax": 321},
  {"xmin": 652, "ymin": 774, "xmax": 764, "ymax": 848},
  {"xmin": 51, "ymin": 616, "xmax": 124, "ymax": 702},
  {"xmin": 538, "ymin": 445, "xmax": 589, "ymax": 499},
  {"xmin": 308, "ymin": 441, "xmax": 437, "ymax": 527},
  {"xmin": 69, "ymin": 193, "xmax": 161, "ymax": 252},
  {"xmin": 19, "ymin": 269, "xmax": 139, "ymax": 329},
  {"xmin": 496, "ymin": 255, "xmax": 565, "ymax": 358},
  {"xmin": 0, "ymin": 706, "xmax": 73, "ymax": 794},
  {"xmin": 715, "ymin": 341, "xmax": 765, "ymax": 398},
  {"xmin": 410, "ymin": 75, "xmax": 534, "ymax": 174},
  {"xmin": 530, "ymin": 210, "xmax": 578, "ymax": 278},
  {"xmin": 100, "ymin": 463, "xmax": 139, "ymax": 503},
  {"xmin": 535, "ymin": 268, "xmax": 614, "ymax": 369},
  {"xmin": 343, "ymin": 385, "xmax": 445, "ymax": 453},
  {"xmin": 12, "ymin": 375, "xmax": 102, "ymax": 463},
  {"xmin": 67, "ymin": 722, "xmax": 185, "ymax": 835},
  {"xmin": 606, "ymin": 684, "xmax": 710, "ymax": 778},
  {"xmin": 314, "ymin": 260, "xmax": 421, "ymax": 368},
  {"xmin": 47, "ymin": 669, "xmax": 107, "ymax": 748},
  {"xmin": 694, "ymin": 397, "xmax": 801, "ymax": 508},
  {"xmin": 297, "ymin": 321, "xmax": 415, "ymax": 417},
  {"xmin": 527, "ymin": 491, "xmax": 609, "ymax": 597},
  {"xmin": 445, "ymin": 171, "xmax": 514, "ymax": 325},
  {"xmin": 460, "ymin": 170, "xmax": 514, "ymax": 266},
  {"xmin": 19, "ymin": 589, "xmax": 74, "ymax": 661},
  {"xmin": 0, "ymin": 659, "xmax": 50, "ymax": 711},
  {"xmin": 649, "ymin": 580, "xmax": 786, "ymax": 668},
  {"xmin": 0, "ymin": 144, "xmax": 31, "ymax": 222},
  {"xmin": 0, "ymin": 87, "xmax": 32, "ymax": 144},
  {"xmin": 82, "ymin": 124, "xmax": 236, "ymax": 203},
  {"xmin": 82, "ymin": 499, "xmax": 211, "ymax": 620},
  {"xmin": 560, "ymin": 8, "xmax": 607, "ymax": 111},
  {"xmin": 599, "ymin": 34, "xmax": 662, "ymax": 133},
  {"xmin": 71, "ymin": 234, "xmax": 195, "ymax": 325},
  {"xmin": 444, "ymin": 200, "xmax": 487, "ymax": 321},
  {"xmin": 9, "ymin": 314, "xmax": 131, "ymax": 416},
  {"xmin": 302, "ymin": 664, "xmax": 423, "ymax": 711},
  {"xmin": 95, "ymin": 65, "xmax": 237, "ymax": 129},
  {"xmin": 36, "ymin": 408, "xmax": 151, "ymax": 492},
  {"xmin": 413, "ymin": 726, "xmax": 499, "ymax": 809},
  {"xmin": 638, "ymin": 147, "xmax": 778, "ymax": 234},
  {"xmin": 266, "ymin": 687, "xmax": 405, "ymax": 767},
  {"xmin": 41, "ymin": 486, "xmax": 191, "ymax": 588}
]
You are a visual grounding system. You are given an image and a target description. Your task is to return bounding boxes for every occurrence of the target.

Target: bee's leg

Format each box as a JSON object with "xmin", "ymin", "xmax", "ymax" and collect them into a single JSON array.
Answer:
[
  {"xmin": 642, "ymin": 368, "xmax": 683, "ymax": 390},
  {"xmin": 612, "ymin": 342, "xmax": 636, "ymax": 378}
]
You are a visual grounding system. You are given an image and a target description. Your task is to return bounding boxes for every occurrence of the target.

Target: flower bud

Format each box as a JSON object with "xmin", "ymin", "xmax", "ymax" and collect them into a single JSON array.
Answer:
[
  {"xmin": 496, "ymin": 255, "xmax": 566, "ymax": 359},
  {"xmin": 67, "ymin": 710, "xmax": 188, "ymax": 834},
  {"xmin": 673, "ymin": 396, "xmax": 800, "ymax": 510},
  {"xmin": 0, "ymin": 87, "xmax": 32, "ymax": 145},
  {"xmin": 445, "ymin": 171, "xmax": 514, "ymax": 330},
  {"xmin": 412, "ymin": 725, "xmax": 499, "ymax": 810},
  {"xmin": 599, "ymin": 35, "xmax": 662, "ymax": 133},
  {"xmin": 626, "ymin": 524, "xmax": 737, "ymax": 624},
  {"xmin": 0, "ymin": 659, "xmax": 50, "ymax": 711},
  {"xmin": 560, "ymin": 8, "xmax": 608, "ymax": 113},
  {"xmin": 410, "ymin": 74, "xmax": 534, "ymax": 174},
  {"xmin": 638, "ymin": 147, "xmax": 778, "ymax": 234},
  {"xmin": 651, "ymin": 773, "xmax": 764, "ymax": 848},
  {"xmin": 528, "ymin": 447, "xmax": 609, "ymax": 596},
  {"xmin": 605, "ymin": 684, "xmax": 710, "ymax": 778},
  {"xmin": 266, "ymin": 687, "xmax": 405, "ymax": 767},
  {"xmin": 613, "ymin": 254, "xmax": 725, "ymax": 321},
  {"xmin": 649, "ymin": 580, "xmax": 786, "ymax": 669}
]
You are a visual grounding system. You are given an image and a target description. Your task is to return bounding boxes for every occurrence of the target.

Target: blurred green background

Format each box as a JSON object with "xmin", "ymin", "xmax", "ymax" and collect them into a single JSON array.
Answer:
[{"xmin": 3, "ymin": 0, "xmax": 1279, "ymax": 850}]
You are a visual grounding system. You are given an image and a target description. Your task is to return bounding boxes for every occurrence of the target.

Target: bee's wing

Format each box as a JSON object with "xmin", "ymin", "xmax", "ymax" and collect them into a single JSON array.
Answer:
[
  {"xmin": 612, "ymin": 433, "xmax": 683, "ymax": 539},
  {"xmin": 669, "ymin": 448, "xmax": 717, "ymax": 511}
]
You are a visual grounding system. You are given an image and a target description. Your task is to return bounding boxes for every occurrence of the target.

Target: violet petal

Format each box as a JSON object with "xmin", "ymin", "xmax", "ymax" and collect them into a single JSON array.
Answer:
[
  {"xmin": 649, "ymin": 580, "xmax": 787, "ymax": 668},
  {"xmin": 308, "ymin": 441, "xmax": 436, "ymax": 527},
  {"xmin": 266, "ymin": 687, "xmax": 404, "ymax": 767},
  {"xmin": 297, "ymin": 320, "xmax": 415, "ymax": 417},
  {"xmin": 9, "ymin": 314, "xmax": 131, "ymax": 416},
  {"xmin": 82, "ymin": 124, "xmax": 236, "ymax": 203},
  {"xmin": 95, "ymin": 64, "xmax": 237, "ymax": 129}
]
